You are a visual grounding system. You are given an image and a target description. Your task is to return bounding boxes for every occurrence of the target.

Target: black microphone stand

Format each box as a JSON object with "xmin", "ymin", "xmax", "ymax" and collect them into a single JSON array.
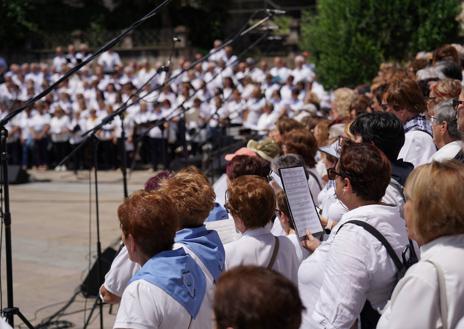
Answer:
[
  {"xmin": 82, "ymin": 135, "xmax": 104, "ymax": 329},
  {"xmin": 0, "ymin": 3, "xmax": 172, "ymax": 327},
  {"xmin": 118, "ymin": 113, "xmax": 129, "ymax": 198},
  {"xmin": 0, "ymin": 127, "xmax": 34, "ymax": 329}
]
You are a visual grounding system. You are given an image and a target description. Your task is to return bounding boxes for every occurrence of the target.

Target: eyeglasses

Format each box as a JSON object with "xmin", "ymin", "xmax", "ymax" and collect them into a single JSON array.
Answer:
[
  {"xmin": 327, "ymin": 167, "xmax": 346, "ymax": 180},
  {"xmin": 430, "ymin": 116, "xmax": 442, "ymax": 125}
]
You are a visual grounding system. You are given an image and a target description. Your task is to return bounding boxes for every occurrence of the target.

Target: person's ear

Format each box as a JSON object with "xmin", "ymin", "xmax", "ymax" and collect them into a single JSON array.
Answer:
[
  {"xmin": 343, "ymin": 177, "xmax": 352, "ymax": 193},
  {"xmin": 441, "ymin": 121, "xmax": 448, "ymax": 135}
]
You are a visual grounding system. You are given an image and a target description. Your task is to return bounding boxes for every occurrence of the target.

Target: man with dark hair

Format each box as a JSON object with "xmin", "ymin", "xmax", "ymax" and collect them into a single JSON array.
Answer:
[
  {"xmin": 350, "ymin": 112, "xmax": 414, "ymax": 203},
  {"xmin": 214, "ymin": 266, "xmax": 305, "ymax": 329},
  {"xmin": 384, "ymin": 78, "xmax": 436, "ymax": 166},
  {"xmin": 350, "ymin": 112, "xmax": 405, "ymax": 162}
]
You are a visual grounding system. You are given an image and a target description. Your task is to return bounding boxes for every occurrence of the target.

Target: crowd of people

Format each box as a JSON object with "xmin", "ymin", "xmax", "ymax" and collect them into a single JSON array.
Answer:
[
  {"xmin": 95, "ymin": 42, "xmax": 464, "ymax": 329},
  {"xmin": 2, "ymin": 40, "xmax": 464, "ymax": 328},
  {"xmin": 0, "ymin": 41, "xmax": 327, "ymax": 172}
]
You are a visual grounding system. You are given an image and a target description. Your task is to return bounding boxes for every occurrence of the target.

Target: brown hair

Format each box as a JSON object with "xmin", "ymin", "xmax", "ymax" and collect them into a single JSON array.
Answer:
[
  {"xmin": 429, "ymin": 79, "xmax": 461, "ymax": 101},
  {"xmin": 404, "ymin": 160, "xmax": 464, "ymax": 244},
  {"xmin": 158, "ymin": 170, "xmax": 215, "ymax": 227},
  {"xmin": 282, "ymin": 129, "xmax": 318, "ymax": 168},
  {"xmin": 339, "ymin": 142, "xmax": 391, "ymax": 202},
  {"xmin": 118, "ymin": 190, "xmax": 178, "ymax": 257},
  {"xmin": 349, "ymin": 94, "xmax": 372, "ymax": 119},
  {"xmin": 226, "ymin": 175, "xmax": 275, "ymax": 229},
  {"xmin": 385, "ymin": 78, "xmax": 427, "ymax": 114},
  {"xmin": 214, "ymin": 265, "xmax": 304, "ymax": 329},
  {"xmin": 276, "ymin": 190, "xmax": 293, "ymax": 230},
  {"xmin": 432, "ymin": 44, "xmax": 460, "ymax": 65},
  {"xmin": 226, "ymin": 155, "xmax": 271, "ymax": 180},
  {"xmin": 276, "ymin": 117, "xmax": 304, "ymax": 136},
  {"xmin": 314, "ymin": 119, "xmax": 331, "ymax": 147}
]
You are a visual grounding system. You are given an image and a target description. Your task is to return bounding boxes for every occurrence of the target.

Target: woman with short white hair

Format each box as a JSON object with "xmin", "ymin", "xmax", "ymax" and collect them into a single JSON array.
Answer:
[{"xmin": 430, "ymin": 99, "xmax": 463, "ymax": 162}]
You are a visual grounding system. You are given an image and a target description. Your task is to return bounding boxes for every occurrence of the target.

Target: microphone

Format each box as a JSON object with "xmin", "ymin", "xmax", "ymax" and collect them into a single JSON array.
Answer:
[
  {"xmin": 266, "ymin": 9, "xmax": 286, "ymax": 15},
  {"xmin": 173, "ymin": 36, "xmax": 181, "ymax": 42}
]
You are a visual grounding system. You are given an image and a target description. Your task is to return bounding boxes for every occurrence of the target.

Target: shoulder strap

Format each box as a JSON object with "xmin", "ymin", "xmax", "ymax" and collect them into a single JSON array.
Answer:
[
  {"xmin": 425, "ymin": 259, "xmax": 448, "ymax": 329},
  {"xmin": 337, "ymin": 220, "xmax": 403, "ymax": 271},
  {"xmin": 267, "ymin": 237, "xmax": 280, "ymax": 270}
]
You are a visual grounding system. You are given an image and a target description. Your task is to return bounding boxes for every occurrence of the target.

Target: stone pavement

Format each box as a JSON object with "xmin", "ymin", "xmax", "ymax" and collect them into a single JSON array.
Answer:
[{"xmin": 2, "ymin": 169, "xmax": 155, "ymax": 328}]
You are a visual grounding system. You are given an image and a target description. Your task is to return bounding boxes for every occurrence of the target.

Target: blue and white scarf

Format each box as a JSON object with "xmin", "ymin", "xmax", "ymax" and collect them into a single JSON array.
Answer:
[
  {"xmin": 130, "ymin": 248, "xmax": 206, "ymax": 318},
  {"xmin": 175, "ymin": 225, "xmax": 225, "ymax": 281},
  {"xmin": 403, "ymin": 115, "xmax": 432, "ymax": 136}
]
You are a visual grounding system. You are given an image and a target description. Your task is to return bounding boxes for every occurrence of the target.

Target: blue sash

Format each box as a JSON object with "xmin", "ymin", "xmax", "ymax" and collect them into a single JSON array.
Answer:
[
  {"xmin": 175, "ymin": 225, "xmax": 225, "ymax": 281},
  {"xmin": 129, "ymin": 248, "xmax": 206, "ymax": 318}
]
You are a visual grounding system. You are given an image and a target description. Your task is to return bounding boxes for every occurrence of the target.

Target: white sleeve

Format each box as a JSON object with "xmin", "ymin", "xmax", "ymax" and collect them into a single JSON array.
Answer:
[
  {"xmin": 312, "ymin": 228, "xmax": 371, "ymax": 329},
  {"xmin": 103, "ymin": 246, "xmax": 140, "ymax": 297},
  {"xmin": 114, "ymin": 281, "xmax": 163, "ymax": 329},
  {"xmin": 377, "ymin": 263, "xmax": 441, "ymax": 329}
]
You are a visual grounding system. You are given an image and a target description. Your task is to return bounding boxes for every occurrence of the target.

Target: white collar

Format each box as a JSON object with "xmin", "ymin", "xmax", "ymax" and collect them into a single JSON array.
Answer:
[
  {"xmin": 420, "ymin": 234, "xmax": 464, "ymax": 258},
  {"xmin": 242, "ymin": 227, "xmax": 271, "ymax": 238},
  {"xmin": 432, "ymin": 140, "xmax": 463, "ymax": 162}
]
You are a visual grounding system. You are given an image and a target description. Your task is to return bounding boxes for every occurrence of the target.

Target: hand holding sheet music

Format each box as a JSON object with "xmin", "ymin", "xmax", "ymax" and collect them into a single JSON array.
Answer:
[{"xmin": 279, "ymin": 166, "xmax": 323, "ymax": 238}]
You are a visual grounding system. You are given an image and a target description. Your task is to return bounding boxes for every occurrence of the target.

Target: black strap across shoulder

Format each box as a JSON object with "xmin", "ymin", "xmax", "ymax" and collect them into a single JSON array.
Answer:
[
  {"xmin": 267, "ymin": 236, "xmax": 280, "ymax": 270},
  {"xmin": 336, "ymin": 220, "xmax": 403, "ymax": 271}
]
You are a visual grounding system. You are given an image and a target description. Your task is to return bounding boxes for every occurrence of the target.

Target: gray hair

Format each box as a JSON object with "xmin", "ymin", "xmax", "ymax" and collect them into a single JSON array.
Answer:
[
  {"xmin": 433, "ymin": 99, "xmax": 462, "ymax": 140},
  {"xmin": 271, "ymin": 154, "xmax": 308, "ymax": 179}
]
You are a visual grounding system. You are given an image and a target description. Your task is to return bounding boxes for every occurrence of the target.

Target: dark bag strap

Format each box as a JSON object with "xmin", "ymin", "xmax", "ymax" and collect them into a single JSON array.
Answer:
[
  {"xmin": 337, "ymin": 220, "xmax": 403, "ymax": 271},
  {"xmin": 267, "ymin": 236, "xmax": 280, "ymax": 269},
  {"xmin": 308, "ymin": 170, "xmax": 322, "ymax": 191}
]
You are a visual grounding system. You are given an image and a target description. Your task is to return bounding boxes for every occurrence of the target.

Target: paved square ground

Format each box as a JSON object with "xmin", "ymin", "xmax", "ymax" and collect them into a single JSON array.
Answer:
[{"xmin": 2, "ymin": 169, "xmax": 154, "ymax": 328}]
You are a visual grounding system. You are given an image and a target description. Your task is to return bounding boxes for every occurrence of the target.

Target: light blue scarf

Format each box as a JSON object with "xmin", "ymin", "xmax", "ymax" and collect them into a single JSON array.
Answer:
[
  {"xmin": 175, "ymin": 225, "xmax": 225, "ymax": 281},
  {"xmin": 129, "ymin": 248, "xmax": 206, "ymax": 318}
]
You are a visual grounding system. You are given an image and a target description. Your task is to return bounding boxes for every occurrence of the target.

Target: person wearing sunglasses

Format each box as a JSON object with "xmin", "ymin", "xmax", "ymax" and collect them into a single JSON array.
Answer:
[
  {"xmin": 299, "ymin": 142, "xmax": 408, "ymax": 329},
  {"xmin": 430, "ymin": 100, "xmax": 463, "ymax": 162}
]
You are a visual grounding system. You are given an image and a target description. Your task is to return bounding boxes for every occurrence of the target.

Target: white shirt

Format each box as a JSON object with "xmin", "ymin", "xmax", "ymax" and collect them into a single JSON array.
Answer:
[
  {"xmin": 224, "ymin": 227, "xmax": 299, "ymax": 284},
  {"xmin": 431, "ymin": 140, "xmax": 464, "ymax": 162},
  {"xmin": 300, "ymin": 204, "xmax": 408, "ymax": 329},
  {"xmin": 398, "ymin": 130, "xmax": 436, "ymax": 167},
  {"xmin": 114, "ymin": 279, "xmax": 213, "ymax": 329},
  {"xmin": 104, "ymin": 241, "xmax": 218, "ymax": 299},
  {"xmin": 104, "ymin": 246, "xmax": 140, "ymax": 297},
  {"xmin": 377, "ymin": 234, "xmax": 464, "ymax": 329},
  {"xmin": 49, "ymin": 116, "xmax": 70, "ymax": 142},
  {"xmin": 308, "ymin": 167, "xmax": 323, "ymax": 203},
  {"xmin": 287, "ymin": 232, "xmax": 310, "ymax": 264},
  {"xmin": 98, "ymin": 51, "xmax": 122, "ymax": 73}
]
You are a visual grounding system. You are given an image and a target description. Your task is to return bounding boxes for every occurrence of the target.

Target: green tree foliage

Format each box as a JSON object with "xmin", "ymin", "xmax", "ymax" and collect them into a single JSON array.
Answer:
[
  {"xmin": 0, "ymin": 0, "xmax": 38, "ymax": 48},
  {"xmin": 300, "ymin": 0, "xmax": 461, "ymax": 89}
]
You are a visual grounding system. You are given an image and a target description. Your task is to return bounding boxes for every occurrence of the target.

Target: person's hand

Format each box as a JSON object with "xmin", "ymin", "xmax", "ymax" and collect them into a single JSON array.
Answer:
[
  {"xmin": 99, "ymin": 285, "xmax": 121, "ymax": 304},
  {"xmin": 301, "ymin": 229, "xmax": 320, "ymax": 252}
]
